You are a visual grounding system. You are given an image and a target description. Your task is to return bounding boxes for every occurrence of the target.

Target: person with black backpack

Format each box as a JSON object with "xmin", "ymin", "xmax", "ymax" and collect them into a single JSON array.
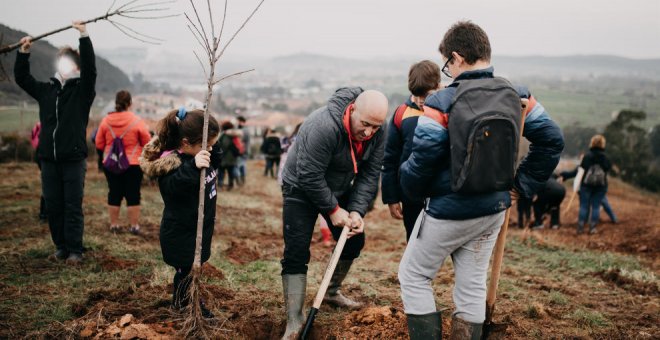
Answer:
[
  {"xmin": 95, "ymin": 91, "xmax": 151, "ymax": 234},
  {"xmin": 14, "ymin": 21, "xmax": 96, "ymax": 265},
  {"xmin": 397, "ymin": 21, "xmax": 564, "ymax": 339},
  {"xmin": 572, "ymin": 135, "xmax": 611, "ymax": 234},
  {"xmin": 261, "ymin": 127, "xmax": 282, "ymax": 178}
]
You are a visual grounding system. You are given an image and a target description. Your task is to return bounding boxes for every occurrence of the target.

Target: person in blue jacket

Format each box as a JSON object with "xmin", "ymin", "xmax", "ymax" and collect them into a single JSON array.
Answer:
[
  {"xmin": 381, "ymin": 60, "xmax": 441, "ymax": 241},
  {"xmin": 397, "ymin": 21, "xmax": 564, "ymax": 339}
]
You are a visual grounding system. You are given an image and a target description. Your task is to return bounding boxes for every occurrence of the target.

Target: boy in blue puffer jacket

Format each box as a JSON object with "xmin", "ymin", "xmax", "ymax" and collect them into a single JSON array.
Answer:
[{"xmin": 398, "ymin": 21, "xmax": 564, "ymax": 339}]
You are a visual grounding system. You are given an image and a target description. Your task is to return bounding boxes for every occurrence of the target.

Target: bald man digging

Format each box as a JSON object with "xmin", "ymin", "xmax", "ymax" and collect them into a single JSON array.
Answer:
[{"xmin": 279, "ymin": 87, "xmax": 388, "ymax": 339}]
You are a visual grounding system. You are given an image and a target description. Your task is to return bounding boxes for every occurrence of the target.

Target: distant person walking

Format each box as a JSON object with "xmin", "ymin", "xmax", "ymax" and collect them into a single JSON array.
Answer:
[
  {"xmin": 572, "ymin": 135, "xmax": 612, "ymax": 234},
  {"xmin": 559, "ymin": 161, "xmax": 618, "ymax": 223},
  {"xmin": 236, "ymin": 116, "xmax": 250, "ymax": 186},
  {"xmin": 95, "ymin": 90, "xmax": 151, "ymax": 234},
  {"xmin": 14, "ymin": 21, "xmax": 96, "ymax": 265},
  {"xmin": 261, "ymin": 127, "xmax": 282, "ymax": 178},
  {"xmin": 277, "ymin": 123, "xmax": 302, "ymax": 185},
  {"xmin": 218, "ymin": 121, "xmax": 242, "ymax": 191}
]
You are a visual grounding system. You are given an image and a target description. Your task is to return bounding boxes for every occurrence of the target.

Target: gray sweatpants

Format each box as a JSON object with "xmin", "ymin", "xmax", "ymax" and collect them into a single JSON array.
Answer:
[{"xmin": 398, "ymin": 210, "xmax": 505, "ymax": 323}]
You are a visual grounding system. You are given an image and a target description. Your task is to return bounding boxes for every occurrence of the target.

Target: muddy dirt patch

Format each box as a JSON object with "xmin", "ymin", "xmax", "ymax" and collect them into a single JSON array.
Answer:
[{"xmin": 225, "ymin": 240, "xmax": 262, "ymax": 264}]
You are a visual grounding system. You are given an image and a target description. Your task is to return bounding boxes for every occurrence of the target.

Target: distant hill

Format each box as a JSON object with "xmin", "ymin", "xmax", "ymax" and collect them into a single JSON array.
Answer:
[
  {"xmin": 493, "ymin": 55, "xmax": 660, "ymax": 80},
  {"xmin": 268, "ymin": 53, "xmax": 660, "ymax": 80},
  {"xmin": 0, "ymin": 23, "xmax": 131, "ymax": 105}
]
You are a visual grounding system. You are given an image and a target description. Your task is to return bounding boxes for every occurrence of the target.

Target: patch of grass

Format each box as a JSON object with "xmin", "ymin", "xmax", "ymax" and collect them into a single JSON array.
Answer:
[
  {"xmin": 33, "ymin": 300, "xmax": 73, "ymax": 327},
  {"xmin": 570, "ymin": 309, "xmax": 608, "ymax": 328},
  {"xmin": 525, "ymin": 304, "xmax": 543, "ymax": 319},
  {"xmin": 506, "ymin": 238, "xmax": 643, "ymax": 276},
  {"xmin": 548, "ymin": 290, "xmax": 568, "ymax": 306},
  {"xmin": 0, "ymin": 107, "xmax": 40, "ymax": 133}
]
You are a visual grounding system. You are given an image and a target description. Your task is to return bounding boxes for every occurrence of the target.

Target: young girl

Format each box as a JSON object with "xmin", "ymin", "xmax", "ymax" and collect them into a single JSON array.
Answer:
[{"xmin": 140, "ymin": 107, "xmax": 221, "ymax": 318}]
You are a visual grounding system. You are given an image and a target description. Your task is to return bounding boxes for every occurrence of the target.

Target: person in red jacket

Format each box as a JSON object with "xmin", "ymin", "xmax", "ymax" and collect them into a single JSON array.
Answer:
[{"xmin": 96, "ymin": 91, "xmax": 151, "ymax": 234}]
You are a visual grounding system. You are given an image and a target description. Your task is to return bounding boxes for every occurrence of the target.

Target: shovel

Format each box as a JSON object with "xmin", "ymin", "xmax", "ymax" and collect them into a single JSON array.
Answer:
[
  {"xmin": 483, "ymin": 105, "xmax": 528, "ymax": 338},
  {"xmin": 562, "ymin": 190, "xmax": 577, "ymax": 218},
  {"xmin": 299, "ymin": 225, "xmax": 350, "ymax": 340}
]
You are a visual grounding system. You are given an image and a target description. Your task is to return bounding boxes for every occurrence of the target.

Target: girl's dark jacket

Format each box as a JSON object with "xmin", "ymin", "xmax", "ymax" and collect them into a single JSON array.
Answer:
[
  {"xmin": 14, "ymin": 37, "xmax": 97, "ymax": 161},
  {"xmin": 140, "ymin": 137, "xmax": 222, "ymax": 268}
]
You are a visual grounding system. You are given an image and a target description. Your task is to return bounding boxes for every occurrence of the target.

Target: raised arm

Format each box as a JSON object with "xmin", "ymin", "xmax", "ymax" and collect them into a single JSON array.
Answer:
[
  {"xmin": 74, "ymin": 21, "xmax": 96, "ymax": 104},
  {"xmin": 13, "ymin": 36, "xmax": 49, "ymax": 101}
]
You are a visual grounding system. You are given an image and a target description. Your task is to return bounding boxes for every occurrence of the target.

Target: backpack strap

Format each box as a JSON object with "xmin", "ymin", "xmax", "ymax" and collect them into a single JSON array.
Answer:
[
  {"xmin": 120, "ymin": 118, "xmax": 142, "ymax": 139},
  {"xmin": 393, "ymin": 104, "xmax": 408, "ymax": 130},
  {"xmin": 104, "ymin": 119, "xmax": 117, "ymax": 139}
]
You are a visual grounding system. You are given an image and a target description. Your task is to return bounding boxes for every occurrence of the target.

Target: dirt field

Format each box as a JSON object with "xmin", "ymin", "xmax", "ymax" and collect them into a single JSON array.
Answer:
[{"xmin": 0, "ymin": 160, "xmax": 658, "ymax": 339}]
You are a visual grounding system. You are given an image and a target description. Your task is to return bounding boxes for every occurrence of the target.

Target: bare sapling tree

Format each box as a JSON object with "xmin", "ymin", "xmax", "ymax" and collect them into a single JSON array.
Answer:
[{"xmin": 181, "ymin": 0, "xmax": 264, "ymax": 338}]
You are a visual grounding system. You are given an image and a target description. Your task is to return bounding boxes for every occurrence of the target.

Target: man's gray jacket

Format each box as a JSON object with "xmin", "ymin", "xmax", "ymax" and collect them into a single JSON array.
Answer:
[{"xmin": 281, "ymin": 87, "xmax": 385, "ymax": 216}]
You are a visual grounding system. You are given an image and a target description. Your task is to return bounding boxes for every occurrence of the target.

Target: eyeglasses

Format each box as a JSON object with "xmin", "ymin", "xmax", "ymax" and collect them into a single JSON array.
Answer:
[{"xmin": 441, "ymin": 55, "xmax": 454, "ymax": 78}]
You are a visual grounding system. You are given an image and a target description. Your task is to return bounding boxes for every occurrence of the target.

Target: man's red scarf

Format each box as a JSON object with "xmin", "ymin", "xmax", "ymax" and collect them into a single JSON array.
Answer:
[{"xmin": 343, "ymin": 103, "xmax": 374, "ymax": 174}]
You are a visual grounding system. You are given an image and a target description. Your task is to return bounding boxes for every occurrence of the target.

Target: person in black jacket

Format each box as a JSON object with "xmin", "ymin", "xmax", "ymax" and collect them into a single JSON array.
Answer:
[
  {"xmin": 261, "ymin": 127, "xmax": 282, "ymax": 178},
  {"xmin": 140, "ymin": 108, "xmax": 221, "ymax": 319},
  {"xmin": 531, "ymin": 175, "xmax": 566, "ymax": 229},
  {"xmin": 279, "ymin": 88, "xmax": 387, "ymax": 339},
  {"xmin": 381, "ymin": 60, "xmax": 440, "ymax": 241},
  {"xmin": 14, "ymin": 21, "xmax": 96, "ymax": 265},
  {"xmin": 574, "ymin": 135, "xmax": 612, "ymax": 234}
]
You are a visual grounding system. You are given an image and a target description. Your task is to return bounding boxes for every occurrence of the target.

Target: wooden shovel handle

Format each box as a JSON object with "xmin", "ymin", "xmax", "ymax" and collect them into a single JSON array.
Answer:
[
  {"xmin": 485, "ymin": 105, "xmax": 528, "ymax": 324},
  {"xmin": 311, "ymin": 226, "xmax": 350, "ymax": 309}
]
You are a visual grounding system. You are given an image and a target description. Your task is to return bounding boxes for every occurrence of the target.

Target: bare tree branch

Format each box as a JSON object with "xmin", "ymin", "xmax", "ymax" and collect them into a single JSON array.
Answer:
[
  {"xmin": 187, "ymin": 24, "xmax": 211, "ymax": 55},
  {"xmin": 217, "ymin": 0, "xmax": 228, "ymax": 45},
  {"xmin": 0, "ymin": 0, "xmax": 176, "ymax": 55},
  {"xmin": 114, "ymin": 0, "xmax": 141, "ymax": 12},
  {"xmin": 212, "ymin": 68, "xmax": 255, "ymax": 85},
  {"xmin": 109, "ymin": 21, "xmax": 160, "ymax": 44},
  {"xmin": 192, "ymin": 50, "xmax": 209, "ymax": 79},
  {"xmin": 216, "ymin": 0, "xmax": 265, "ymax": 61},
  {"xmin": 112, "ymin": 20, "xmax": 164, "ymax": 42},
  {"xmin": 107, "ymin": 0, "xmax": 119, "ymax": 14},
  {"xmin": 185, "ymin": 13, "xmax": 211, "ymax": 53},
  {"xmin": 118, "ymin": 13, "xmax": 179, "ymax": 20},
  {"xmin": 122, "ymin": 0, "xmax": 176, "ymax": 11},
  {"xmin": 207, "ymin": 0, "xmax": 215, "ymax": 46},
  {"xmin": 188, "ymin": 0, "xmax": 210, "ymax": 52}
]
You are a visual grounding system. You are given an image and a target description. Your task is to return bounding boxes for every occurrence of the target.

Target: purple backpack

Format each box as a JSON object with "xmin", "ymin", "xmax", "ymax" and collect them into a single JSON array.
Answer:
[{"xmin": 103, "ymin": 118, "xmax": 140, "ymax": 174}]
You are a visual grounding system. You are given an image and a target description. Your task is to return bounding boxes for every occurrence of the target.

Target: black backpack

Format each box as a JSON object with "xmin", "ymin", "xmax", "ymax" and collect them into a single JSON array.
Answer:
[
  {"xmin": 448, "ymin": 77, "xmax": 523, "ymax": 194},
  {"xmin": 583, "ymin": 163, "xmax": 606, "ymax": 187},
  {"xmin": 265, "ymin": 137, "xmax": 282, "ymax": 156}
]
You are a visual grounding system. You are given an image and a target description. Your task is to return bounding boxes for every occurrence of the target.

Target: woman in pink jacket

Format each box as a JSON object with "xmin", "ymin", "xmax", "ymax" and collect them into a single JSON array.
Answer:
[{"xmin": 96, "ymin": 90, "xmax": 151, "ymax": 234}]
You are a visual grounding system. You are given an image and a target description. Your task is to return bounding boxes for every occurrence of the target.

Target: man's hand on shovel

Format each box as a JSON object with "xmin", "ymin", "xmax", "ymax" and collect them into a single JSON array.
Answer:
[{"xmin": 347, "ymin": 212, "xmax": 364, "ymax": 238}]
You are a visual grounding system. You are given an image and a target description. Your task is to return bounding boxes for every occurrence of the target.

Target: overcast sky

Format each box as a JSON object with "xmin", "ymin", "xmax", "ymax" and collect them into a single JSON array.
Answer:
[{"xmin": 3, "ymin": 0, "xmax": 660, "ymax": 61}]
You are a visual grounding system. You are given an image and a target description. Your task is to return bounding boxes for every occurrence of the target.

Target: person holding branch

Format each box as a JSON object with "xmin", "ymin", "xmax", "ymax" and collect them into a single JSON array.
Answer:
[
  {"xmin": 279, "ymin": 88, "xmax": 387, "ymax": 339},
  {"xmin": 14, "ymin": 21, "xmax": 96, "ymax": 265},
  {"xmin": 140, "ymin": 108, "xmax": 221, "ymax": 319}
]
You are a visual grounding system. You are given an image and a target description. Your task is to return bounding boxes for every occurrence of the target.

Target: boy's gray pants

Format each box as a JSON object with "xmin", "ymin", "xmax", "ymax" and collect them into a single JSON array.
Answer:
[{"xmin": 398, "ymin": 210, "xmax": 505, "ymax": 323}]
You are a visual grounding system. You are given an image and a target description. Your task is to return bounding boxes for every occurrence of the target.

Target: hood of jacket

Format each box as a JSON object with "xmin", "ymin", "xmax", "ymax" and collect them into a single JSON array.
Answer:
[
  {"xmin": 139, "ymin": 136, "xmax": 182, "ymax": 177},
  {"xmin": 326, "ymin": 86, "xmax": 364, "ymax": 134}
]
